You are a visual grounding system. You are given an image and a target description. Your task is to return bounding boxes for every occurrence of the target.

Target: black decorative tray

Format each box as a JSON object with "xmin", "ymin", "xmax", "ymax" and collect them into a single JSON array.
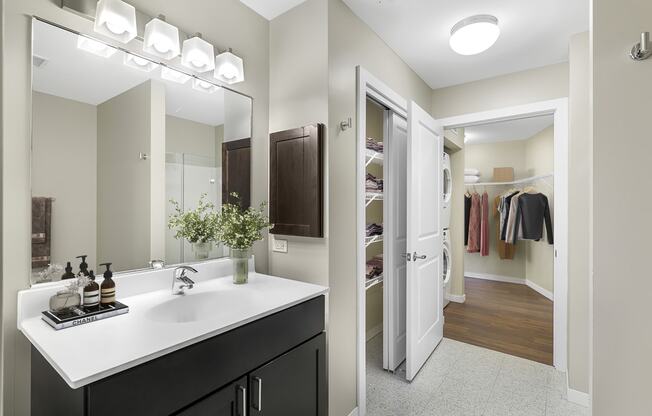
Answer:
[{"xmin": 41, "ymin": 301, "xmax": 129, "ymax": 330}]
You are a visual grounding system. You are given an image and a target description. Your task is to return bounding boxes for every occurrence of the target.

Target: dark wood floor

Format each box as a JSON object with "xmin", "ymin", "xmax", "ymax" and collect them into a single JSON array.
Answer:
[{"xmin": 444, "ymin": 277, "xmax": 553, "ymax": 365}]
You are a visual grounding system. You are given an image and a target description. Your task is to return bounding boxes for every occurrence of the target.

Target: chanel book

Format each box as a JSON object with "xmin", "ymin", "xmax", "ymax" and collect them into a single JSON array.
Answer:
[{"xmin": 42, "ymin": 301, "xmax": 129, "ymax": 330}]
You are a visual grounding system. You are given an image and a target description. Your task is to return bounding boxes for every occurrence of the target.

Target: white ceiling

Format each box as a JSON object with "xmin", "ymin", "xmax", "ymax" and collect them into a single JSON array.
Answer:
[
  {"xmin": 32, "ymin": 20, "xmax": 225, "ymax": 127},
  {"xmin": 342, "ymin": 0, "xmax": 589, "ymax": 89},
  {"xmin": 239, "ymin": 0, "xmax": 308, "ymax": 20},
  {"xmin": 464, "ymin": 115, "xmax": 554, "ymax": 145}
]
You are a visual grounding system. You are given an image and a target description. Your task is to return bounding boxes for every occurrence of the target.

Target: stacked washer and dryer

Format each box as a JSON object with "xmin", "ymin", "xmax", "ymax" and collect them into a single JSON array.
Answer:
[{"xmin": 442, "ymin": 152, "xmax": 452, "ymax": 307}]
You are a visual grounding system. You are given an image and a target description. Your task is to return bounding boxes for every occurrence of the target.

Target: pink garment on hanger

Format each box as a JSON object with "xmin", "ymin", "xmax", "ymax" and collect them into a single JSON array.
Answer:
[
  {"xmin": 467, "ymin": 193, "xmax": 481, "ymax": 253},
  {"xmin": 480, "ymin": 192, "xmax": 489, "ymax": 256}
]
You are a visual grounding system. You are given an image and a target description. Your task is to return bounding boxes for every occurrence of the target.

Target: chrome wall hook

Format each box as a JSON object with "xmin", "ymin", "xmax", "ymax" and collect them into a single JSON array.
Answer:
[
  {"xmin": 340, "ymin": 117, "xmax": 352, "ymax": 131},
  {"xmin": 630, "ymin": 32, "xmax": 652, "ymax": 61}
]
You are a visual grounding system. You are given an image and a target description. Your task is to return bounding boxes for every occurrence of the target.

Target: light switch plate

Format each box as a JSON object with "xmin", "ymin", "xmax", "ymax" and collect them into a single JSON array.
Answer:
[{"xmin": 272, "ymin": 238, "xmax": 288, "ymax": 253}]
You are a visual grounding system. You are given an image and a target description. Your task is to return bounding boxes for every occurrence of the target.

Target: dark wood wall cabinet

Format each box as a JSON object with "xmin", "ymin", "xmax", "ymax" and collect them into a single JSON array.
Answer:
[
  {"xmin": 32, "ymin": 296, "xmax": 327, "ymax": 416},
  {"xmin": 223, "ymin": 138, "xmax": 251, "ymax": 208},
  {"xmin": 270, "ymin": 124, "xmax": 324, "ymax": 237}
]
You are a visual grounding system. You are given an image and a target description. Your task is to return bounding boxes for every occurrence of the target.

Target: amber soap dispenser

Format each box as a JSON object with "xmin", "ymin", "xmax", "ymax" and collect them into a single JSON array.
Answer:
[{"xmin": 99, "ymin": 263, "xmax": 116, "ymax": 307}]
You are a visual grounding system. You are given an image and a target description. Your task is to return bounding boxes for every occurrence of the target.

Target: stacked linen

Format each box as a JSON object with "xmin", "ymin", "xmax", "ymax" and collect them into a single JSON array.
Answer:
[
  {"xmin": 366, "ymin": 173, "xmax": 384, "ymax": 192},
  {"xmin": 366, "ymin": 137, "xmax": 384, "ymax": 153},
  {"xmin": 366, "ymin": 223, "xmax": 383, "ymax": 237},
  {"xmin": 464, "ymin": 168, "xmax": 481, "ymax": 184},
  {"xmin": 366, "ymin": 254, "xmax": 383, "ymax": 279}
]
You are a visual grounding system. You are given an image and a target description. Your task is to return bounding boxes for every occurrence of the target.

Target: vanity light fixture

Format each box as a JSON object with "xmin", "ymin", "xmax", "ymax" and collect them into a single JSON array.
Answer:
[
  {"xmin": 143, "ymin": 15, "xmax": 180, "ymax": 60},
  {"xmin": 161, "ymin": 67, "xmax": 191, "ymax": 84},
  {"xmin": 214, "ymin": 49, "xmax": 244, "ymax": 84},
  {"xmin": 124, "ymin": 52, "xmax": 158, "ymax": 72},
  {"xmin": 449, "ymin": 15, "xmax": 500, "ymax": 56},
  {"xmin": 181, "ymin": 34, "xmax": 215, "ymax": 73},
  {"xmin": 93, "ymin": 0, "xmax": 137, "ymax": 44},
  {"xmin": 192, "ymin": 78, "xmax": 219, "ymax": 94},
  {"xmin": 77, "ymin": 35, "xmax": 117, "ymax": 58}
]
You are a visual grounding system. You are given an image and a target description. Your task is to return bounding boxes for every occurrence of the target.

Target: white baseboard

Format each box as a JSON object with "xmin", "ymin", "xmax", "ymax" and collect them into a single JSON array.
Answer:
[
  {"xmin": 445, "ymin": 293, "xmax": 466, "ymax": 303},
  {"xmin": 347, "ymin": 407, "xmax": 359, "ymax": 416},
  {"xmin": 566, "ymin": 373, "xmax": 590, "ymax": 407},
  {"xmin": 465, "ymin": 272, "xmax": 553, "ymax": 301},
  {"xmin": 365, "ymin": 323, "xmax": 382, "ymax": 342}
]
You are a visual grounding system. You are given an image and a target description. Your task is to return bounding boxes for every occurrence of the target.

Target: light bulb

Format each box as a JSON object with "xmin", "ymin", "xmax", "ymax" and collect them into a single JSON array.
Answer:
[
  {"xmin": 143, "ymin": 17, "xmax": 180, "ymax": 60},
  {"xmin": 93, "ymin": 0, "xmax": 137, "ymax": 44}
]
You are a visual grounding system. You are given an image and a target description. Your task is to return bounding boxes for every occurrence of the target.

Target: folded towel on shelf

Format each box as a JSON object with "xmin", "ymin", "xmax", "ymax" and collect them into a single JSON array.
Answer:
[
  {"xmin": 366, "ymin": 173, "xmax": 384, "ymax": 192},
  {"xmin": 366, "ymin": 223, "xmax": 383, "ymax": 237},
  {"xmin": 464, "ymin": 175, "xmax": 480, "ymax": 184},
  {"xmin": 366, "ymin": 137, "xmax": 384, "ymax": 153},
  {"xmin": 465, "ymin": 168, "xmax": 480, "ymax": 176},
  {"xmin": 366, "ymin": 254, "xmax": 383, "ymax": 279}
]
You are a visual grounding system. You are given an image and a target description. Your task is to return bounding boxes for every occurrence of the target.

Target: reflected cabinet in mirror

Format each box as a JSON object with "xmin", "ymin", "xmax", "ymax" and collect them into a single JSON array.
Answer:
[{"xmin": 30, "ymin": 19, "xmax": 252, "ymax": 284}]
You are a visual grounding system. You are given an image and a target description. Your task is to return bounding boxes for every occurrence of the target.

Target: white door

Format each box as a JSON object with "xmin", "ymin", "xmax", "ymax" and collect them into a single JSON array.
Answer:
[
  {"xmin": 383, "ymin": 112, "xmax": 408, "ymax": 371},
  {"xmin": 405, "ymin": 101, "xmax": 444, "ymax": 381}
]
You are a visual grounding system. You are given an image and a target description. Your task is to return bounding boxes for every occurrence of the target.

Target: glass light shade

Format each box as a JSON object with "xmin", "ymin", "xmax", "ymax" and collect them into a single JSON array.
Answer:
[
  {"xmin": 449, "ymin": 15, "xmax": 500, "ymax": 56},
  {"xmin": 93, "ymin": 0, "xmax": 137, "ymax": 44},
  {"xmin": 123, "ymin": 53, "xmax": 158, "ymax": 72},
  {"xmin": 214, "ymin": 51, "xmax": 244, "ymax": 84},
  {"xmin": 181, "ymin": 37, "xmax": 215, "ymax": 72},
  {"xmin": 192, "ymin": 78, "xmax": 219, "ymax": 94},
  {"xmin": 143, "ymin": 18, "xmax": 180, "ymax": 60},
  {"xmin": 161, "ymin": 67, "xmax": 191, "ymax": 84},
  {"xmin": 77, "ymin": 35, "xmax": 117, "ymax": 58}
]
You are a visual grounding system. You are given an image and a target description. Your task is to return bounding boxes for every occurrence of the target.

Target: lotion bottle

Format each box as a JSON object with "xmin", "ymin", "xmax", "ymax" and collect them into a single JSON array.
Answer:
[
  {"xmin": 83, "ymin": 270, "xmax": 100, "ymax": 311},
  {"xmin": 99, "ymin": 263, "xmax": 116, "ymax": 307}
]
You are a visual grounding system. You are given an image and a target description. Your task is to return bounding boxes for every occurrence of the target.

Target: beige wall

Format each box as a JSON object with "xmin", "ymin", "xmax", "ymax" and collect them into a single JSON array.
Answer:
[
  {"xmin": 464, "ymin": 140, "xmax": 529, "ymax": 279},
  {"xmin": 567, "ymin": 32, "xmax": 590, "ymax": 395},
  {"xmin": 592, "ymin": 0, "xmax": 651, "ymax": 412},
  {"xmin": 166, "ymin": 115, "xmax": 218, "ymax": 157},
  {"xmin": 31, "ymin": 92, "xmax": 98, "ymax": 271},
  {"xmin": 268, "ymin": 0, "xmax": 329, "ymax": 288},
  {"xmin": 524, "ymin": 126, "xmax": 555, "ymax": 293},
  {"xmin": 1, "ymin": 1, "xmax": 270, "ymax": 413},
  {"xmin": 328, "ymin": 0, "xmax": 433, "ymax": 414}
]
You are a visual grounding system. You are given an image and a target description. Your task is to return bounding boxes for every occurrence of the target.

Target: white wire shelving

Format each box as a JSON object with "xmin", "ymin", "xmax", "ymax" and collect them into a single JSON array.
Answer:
[{"xmin": 464, "ymin": 173, "xmax": 553, "ymax": 187}]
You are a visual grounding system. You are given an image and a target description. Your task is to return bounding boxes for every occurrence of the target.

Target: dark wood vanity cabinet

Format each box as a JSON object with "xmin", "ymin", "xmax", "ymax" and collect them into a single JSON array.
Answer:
[{"xmin": 32, "ymin": 296, "xmax": 327, "ymax": 416}]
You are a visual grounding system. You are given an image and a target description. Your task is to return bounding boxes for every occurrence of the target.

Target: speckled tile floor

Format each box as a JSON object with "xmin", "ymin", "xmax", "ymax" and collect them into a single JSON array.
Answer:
[{"xmin": 366, "ymin": 335, "xmax": 588, "ymax": 416}]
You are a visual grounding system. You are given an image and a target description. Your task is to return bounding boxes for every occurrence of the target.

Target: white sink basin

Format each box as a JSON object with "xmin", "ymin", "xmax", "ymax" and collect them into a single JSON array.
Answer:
[{"xmin": 146, "ymin": 291, "xmax": 243, "ymax": 324}]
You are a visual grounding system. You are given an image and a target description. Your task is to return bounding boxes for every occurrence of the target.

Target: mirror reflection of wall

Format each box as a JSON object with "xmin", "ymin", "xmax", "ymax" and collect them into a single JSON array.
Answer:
[{"xmin": 30, "ymin": 19, "xmax": 252, "ymax": 284}]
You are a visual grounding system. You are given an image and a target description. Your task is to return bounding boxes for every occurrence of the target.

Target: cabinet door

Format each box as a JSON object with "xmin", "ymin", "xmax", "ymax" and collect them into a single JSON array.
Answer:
[
  {"xmin": 176, "ymin": 377, "xmax": 248, "ymax": 416},
  {"xmin": 249, "ymin": 333, "xmax": 326, "ymax": 416}
]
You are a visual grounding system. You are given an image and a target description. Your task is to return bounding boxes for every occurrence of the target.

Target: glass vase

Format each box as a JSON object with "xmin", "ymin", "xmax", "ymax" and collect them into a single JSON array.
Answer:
[
  {"xmin": 49, "ymin": 289, "xmax": 81, "ymax": 312},
  {"xmin": 231, "ymin": 248, "xmax": 250, "ymax": 284},
  {"xmin": 191, "ymin": 241, "xmax": 212, "ymax": 260}
]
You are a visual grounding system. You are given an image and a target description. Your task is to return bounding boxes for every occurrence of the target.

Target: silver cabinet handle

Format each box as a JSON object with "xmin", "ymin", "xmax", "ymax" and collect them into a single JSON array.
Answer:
[
  {"xmin": 237, "ymin": 385, "xmax": 247, "ymax": 416},
  {"xmin": 413, "ymin": 252, "xmax": 426, "ymax": 260},
  {"xmin": 253, "ymin": 376, "xmax": 263, "ymax": 411}
]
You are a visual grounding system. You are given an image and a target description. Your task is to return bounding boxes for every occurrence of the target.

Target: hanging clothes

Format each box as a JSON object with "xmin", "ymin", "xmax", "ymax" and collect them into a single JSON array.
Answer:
[
  {"xmin": 480, "ymin": 192, "xmax": 489, "ymax": 256},
  {"xmin": 467, "ymin": 193, "xmax": 481, "ymax": 253},
  {"xmin": 513, "ymin": 193, "xmax": 554, "ymax": 244},
  {"xmin": 464, "ymin": 193, "xmax": 472, "ymax": 246},
  {"xmin": 494, "ymin": 196, "xmax": 516, "ymax": 259},
  {"xmin": 499, "ymin": 190, "xmax": 520, "ymax": 240}
]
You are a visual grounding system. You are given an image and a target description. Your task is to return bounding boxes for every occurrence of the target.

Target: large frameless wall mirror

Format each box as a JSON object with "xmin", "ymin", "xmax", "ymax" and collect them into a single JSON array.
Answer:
[{"xmin": 30, "ymin": 19, "xmax": 253, "ymax": 284}]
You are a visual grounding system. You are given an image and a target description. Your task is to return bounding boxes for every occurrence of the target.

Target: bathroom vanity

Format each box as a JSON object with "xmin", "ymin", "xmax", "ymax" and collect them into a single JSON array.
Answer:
[{"xmin": 19, "ymin": 262, "xmax": 328, "ymax": 416}]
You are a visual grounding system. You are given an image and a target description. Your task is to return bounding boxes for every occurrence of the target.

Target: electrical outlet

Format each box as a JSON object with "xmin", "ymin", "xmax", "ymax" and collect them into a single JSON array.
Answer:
[{"xmin": 272, "ymin": 238, "xmax": 288, "ymax": 253}]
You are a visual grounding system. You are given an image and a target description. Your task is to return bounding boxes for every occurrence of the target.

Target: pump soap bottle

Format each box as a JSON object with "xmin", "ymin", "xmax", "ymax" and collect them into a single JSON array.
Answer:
[
  {"xmin": 83, "ymin": 270, "xmax": 100, "ymax": 311},
  {"xmin": 76, "ymin": 255, "xmax": 90, "ymax": 277},
  {"xmin": 99, "ymin": 263, "xmax": 116, "ymax": 307},
  {"xmin": 61, "ymin": 262, "xmax": 76, "ymax": 280}
]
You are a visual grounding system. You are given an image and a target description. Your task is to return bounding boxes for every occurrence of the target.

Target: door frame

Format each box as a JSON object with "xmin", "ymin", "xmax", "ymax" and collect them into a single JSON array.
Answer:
[
  {"xmin": 436, "ymin": 98, "xmax": 569, "ymax": 371},
  {"xmin": 356, "ymin": 66, "xmax": 408, "ymax": 416}
]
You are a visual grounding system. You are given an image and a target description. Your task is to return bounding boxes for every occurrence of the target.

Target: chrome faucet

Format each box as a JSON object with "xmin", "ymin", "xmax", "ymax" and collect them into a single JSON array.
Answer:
[{"xmin": 172, "ymin": 266, "xmax": 197, "ymax": 295}]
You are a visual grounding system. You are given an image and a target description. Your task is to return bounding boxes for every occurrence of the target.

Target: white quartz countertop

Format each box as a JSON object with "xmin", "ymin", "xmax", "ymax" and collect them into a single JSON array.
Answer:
[{"xmin": 19, "ymin": 273, "xmax": 328, "ymax": 388}]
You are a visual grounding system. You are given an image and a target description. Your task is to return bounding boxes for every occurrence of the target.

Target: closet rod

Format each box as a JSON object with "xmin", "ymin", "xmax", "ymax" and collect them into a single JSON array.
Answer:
[{"xmin": 464, "ymin": 173, "xmax": 553, "ymax": 187}]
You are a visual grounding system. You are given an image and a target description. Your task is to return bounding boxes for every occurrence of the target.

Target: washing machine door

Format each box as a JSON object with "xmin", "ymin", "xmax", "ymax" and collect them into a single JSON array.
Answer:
[
  {"xmin": 442, "ymin": 243, "xmax": 451, "ymax": 285},
  {"xmin": 443, "ymin": 164, "xmax": 452, "ymax": 206}
]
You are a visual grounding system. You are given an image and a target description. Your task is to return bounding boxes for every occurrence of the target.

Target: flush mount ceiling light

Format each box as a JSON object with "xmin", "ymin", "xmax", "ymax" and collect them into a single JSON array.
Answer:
[
  {"xmin": 192, "ymin": 78, "xmax": 219, "ymax": 93},
  {"xmin": 93, "ymin": 0, "xmax": 137, "ymax": 44},
  {"xmin": 214, "ymin": 49, "xmax": 244, "ymax": 84},
  {"xmin": 124, "ymin": 53, "xmax": 158, "ymax": 72},
  {"xmin": 143, "ymin": 15, "xmax": 180, "ymax": 60},
  {"xmin": 181, "ymin": 34, "xmax": 215, "ymax": 72},
  {"xmin": 161, "ymin": 67, "xmax": 191, "ymax": 84},
  {"xmin": 449, "ymin": 15, "xmax": 500, "ymax": 56},
  {"xmin": 77, "ymin": 35, "xmax": 117, "ymax": 58}
]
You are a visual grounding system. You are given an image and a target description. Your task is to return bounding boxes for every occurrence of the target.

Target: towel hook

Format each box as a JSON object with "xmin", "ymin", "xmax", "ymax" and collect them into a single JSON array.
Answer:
[{"xmin": 630, "ymin": 32, "xmax": 652, "ymax": 61}]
